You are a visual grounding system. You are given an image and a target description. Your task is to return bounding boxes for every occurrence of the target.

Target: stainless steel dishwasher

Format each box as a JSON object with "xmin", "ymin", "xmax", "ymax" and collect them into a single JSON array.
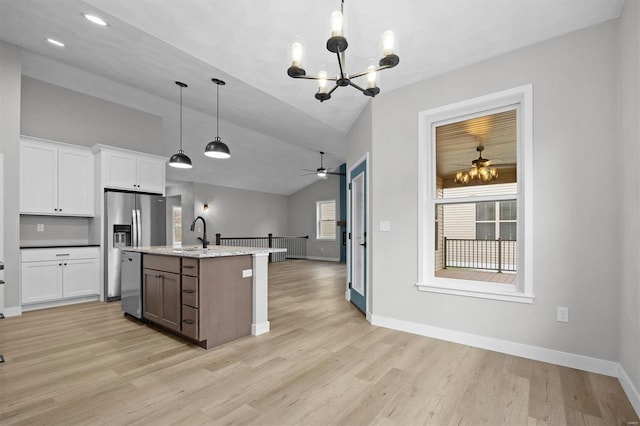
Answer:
[{"xmin": 120, "ymin": 251, "xmax": 142, "ymax": 319}]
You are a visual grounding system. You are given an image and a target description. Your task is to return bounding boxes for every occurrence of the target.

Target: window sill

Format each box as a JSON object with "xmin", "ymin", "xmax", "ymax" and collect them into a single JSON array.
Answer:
[
  {"xmin": 316, "ymin": 238, "xmax": 337, "ymax": 241},
  {"xmin": 416, "ymin": 282, "xmax": 534, "ymax": 304}
]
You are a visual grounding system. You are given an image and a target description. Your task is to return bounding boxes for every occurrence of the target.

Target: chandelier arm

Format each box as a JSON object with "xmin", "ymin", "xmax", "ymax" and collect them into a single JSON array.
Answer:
[
  {"xmin": 347, "ymin": 80, "xmax": 366, "ymax": 93},
  {"xmin": 289, "ymin": 74, "xmax": 339, "ymax": 81},
  {"xmin": 327, "ymin": 84, "xmax": 340, "ymax": 95},
  {"xmin": 349, "ymin": 64, "xmax": 393, "ymax": 79},
  {"xmin": 336, "ymin": 51, "xmax": 346, "ymax": 79}
]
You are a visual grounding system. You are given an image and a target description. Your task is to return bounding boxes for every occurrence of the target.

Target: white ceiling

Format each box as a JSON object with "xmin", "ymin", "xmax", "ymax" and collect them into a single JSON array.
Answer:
[{"xmin": 0, "ymin": 0, "xmax": 624, "ymax": 194}]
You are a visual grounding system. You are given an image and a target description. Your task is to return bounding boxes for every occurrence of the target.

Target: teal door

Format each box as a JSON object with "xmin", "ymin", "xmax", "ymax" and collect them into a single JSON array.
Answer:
[{"xmin": 349, "ymin": 160, "xmax": 367, "ymax": 313}]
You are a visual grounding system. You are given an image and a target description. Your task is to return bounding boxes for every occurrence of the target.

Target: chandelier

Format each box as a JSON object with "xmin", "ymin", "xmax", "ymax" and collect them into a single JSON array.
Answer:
[
  {"xmin": 454, "ymin": 146, "xmax": 498, "ymax": 184},
  {"xmin": 287, "ymin": 0, "xmax": 399, "ymax": 102}
]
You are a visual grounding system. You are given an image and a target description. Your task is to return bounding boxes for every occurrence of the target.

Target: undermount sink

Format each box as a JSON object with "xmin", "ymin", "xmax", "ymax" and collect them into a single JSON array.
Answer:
[{"xmin": 172, "ymin": 247, "xmax": 205, "ymax": 253}]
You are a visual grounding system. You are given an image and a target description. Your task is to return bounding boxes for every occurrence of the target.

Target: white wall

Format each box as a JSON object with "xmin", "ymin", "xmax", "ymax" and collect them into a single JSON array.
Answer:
[
  {"xmin": 619, "ymin": 0, "xmax": 640, "ymax": 407},
  {"xmin": 288, "ymin": 175, "xmax": 341, "ymax": 261},
  {"xmin": 0, "ymin": 41, "xmax": 22, "ymax": 312},
  {"xmin": 367, "ymin": 21, "xmax": 620, "ymax": 362}
]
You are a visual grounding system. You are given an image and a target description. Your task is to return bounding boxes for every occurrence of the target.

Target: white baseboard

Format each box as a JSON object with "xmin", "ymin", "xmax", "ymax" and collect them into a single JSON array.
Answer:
[
  {"xmin": 306, "ymin": 256, "xmax": 340, "ymax": 262},
  {"xmin": 344, "ymin": 290, "xmax": 350, "ymax": 301},
  {"xmin": 252, "ymin": 321, "xmax": 270, "ymax": 336},
  {"xmin": 619, "ymin": 365, "xmax": 640, "ymax": 417},
  {"xmin": 370, "ymin": 314, "xmax": 619, "ymax": 377},
  {"xmin": 21, "ymin": 295, "xmax": 100, "ymax": 312},
  {"xmin": 2, "ymin": 305, "xmax": 22, "ymax": 317}
]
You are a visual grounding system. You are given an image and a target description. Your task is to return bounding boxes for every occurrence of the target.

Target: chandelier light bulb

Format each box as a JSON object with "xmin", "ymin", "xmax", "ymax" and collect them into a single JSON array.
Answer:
[
  {"xmin": 366, "ymin": 65, "xmax": 378, "ymax": 89},
  {"xmin": 382, "ymin": 30, "xmax": 395, "ymax": 56},
  {"xmin": 330, "ymin": 11, "xmax": 344, "ymax": 37},
  {"xmin": 291, "ymin": 42, "xmax": 303, "ymax": 67},
  {"xmin": 318, "ymin": 70, "xmax": 328, "ymax": 93}
]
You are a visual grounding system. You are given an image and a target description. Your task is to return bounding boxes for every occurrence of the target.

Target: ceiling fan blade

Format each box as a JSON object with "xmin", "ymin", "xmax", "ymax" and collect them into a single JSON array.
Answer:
[
  {"xmin": 326, "ymin": 171, "xmax": 346, "ymax": 176},
  {"xmin": 301, "ymin": 168, "xmax": 317, "ymax": 172}
]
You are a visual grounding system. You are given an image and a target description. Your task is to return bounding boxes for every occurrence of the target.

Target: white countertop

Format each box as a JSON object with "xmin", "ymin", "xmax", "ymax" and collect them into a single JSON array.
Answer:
[{"xmin": 124, "ymin": 245, "xmax": 286, "ymax": 258}]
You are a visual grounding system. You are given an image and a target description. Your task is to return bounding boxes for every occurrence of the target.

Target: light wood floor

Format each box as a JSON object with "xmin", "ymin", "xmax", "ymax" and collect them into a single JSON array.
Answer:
[{"xmin": 0, "ymin": 260, "xmax": 637, "ymax": 425}]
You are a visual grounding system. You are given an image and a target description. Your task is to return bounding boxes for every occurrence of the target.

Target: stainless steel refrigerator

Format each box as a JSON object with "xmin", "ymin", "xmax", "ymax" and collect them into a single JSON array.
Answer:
[{"xmin": 105, "ymin": 190, "xmax": 166, "ymax": 301}]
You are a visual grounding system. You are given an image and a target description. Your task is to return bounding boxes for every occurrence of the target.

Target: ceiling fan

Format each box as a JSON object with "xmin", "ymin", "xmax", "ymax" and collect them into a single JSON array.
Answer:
[
  {"xmin": 454, "ymin": 145, "xmax": 514, "ymax": 184},
  {"xmin": 301, "ymin": 152, "xmax": 345, "ymax": 178}
]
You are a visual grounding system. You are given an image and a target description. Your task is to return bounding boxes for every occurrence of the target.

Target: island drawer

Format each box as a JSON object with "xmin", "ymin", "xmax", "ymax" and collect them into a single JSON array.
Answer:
[
  {"xmin": 182, "ymin": 276, "xmax": 198, "ymax": 308},
  {"xmin": 181, "ymin": 305, "xmax": 199, "ymax": 339},
  {"xmin": 144, "ymin": 255, "xmax": 180, "ymax": 273},
  {"xmin": 181, "ymin": 258, "xmax": 198, "ymax": 276}
]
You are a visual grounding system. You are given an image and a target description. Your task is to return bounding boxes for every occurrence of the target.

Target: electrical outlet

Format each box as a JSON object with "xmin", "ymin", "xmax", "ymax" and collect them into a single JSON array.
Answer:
[
  {"xmin": 37, "ymin": 224, "xmax": 44, "ymax": 232},
  {"xmin": 557, "ymin": 306, "xmax": 569, "ymax": 323},
  {"xmin": 242, "ymin": 269, "xmax": 253, "ymax": 278},
  {"xmin": 380, "ymin": 220, "xmax": 391, "ymax": 232}
]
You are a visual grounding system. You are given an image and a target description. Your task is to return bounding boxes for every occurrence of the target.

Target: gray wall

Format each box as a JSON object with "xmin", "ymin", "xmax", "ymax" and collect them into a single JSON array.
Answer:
[
  {"xmin": 366, "ymin": 21, "xmax": 620, "ymax": 361},
  {"xmin": 20, "ymin": 216, "xmax": 92, "ymax": 247},
  {"xmin": 0, "ymin": 41, "xmax": 22, "ymax": 310},
  {"xmin": 288, "ymin": 175, "xmax": 341, "ymax": 261},
  {"xmin": 193, "ymin": 182, "xmax": 288, "ymax": 241},
  {"xmin": 619, "ymin": 0, "xmax": 640, "ymax": 398},
  {"xmin": 21, "ymin": 76, "xmax": 163, "ymax": 150}
]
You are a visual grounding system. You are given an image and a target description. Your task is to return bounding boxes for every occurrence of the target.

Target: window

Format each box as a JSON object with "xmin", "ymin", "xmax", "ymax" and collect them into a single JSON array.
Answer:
[
  {"xmin": 172, "ymin": 206, "xmax": 182, "ymax": 247},
  {"xmin": 475, "ymin": 200, "xmax": 517, "ymax": 241},
  {"xmin": 317, "ymin": 200, "xmax": 336, "ymax": 240},
  {"xmin": 417, "ymin": 85, "xmax": 533, "ymax": 303}
]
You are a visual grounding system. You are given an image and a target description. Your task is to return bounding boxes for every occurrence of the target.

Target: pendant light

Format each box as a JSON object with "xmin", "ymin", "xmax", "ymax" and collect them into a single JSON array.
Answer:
[
  {"xmin": 168, "ymin": 81, "xmax": 193, "ymax": 169},
  {"xmin": 204, "ymin": 78, "xmax": 230, "ymax": 159}
]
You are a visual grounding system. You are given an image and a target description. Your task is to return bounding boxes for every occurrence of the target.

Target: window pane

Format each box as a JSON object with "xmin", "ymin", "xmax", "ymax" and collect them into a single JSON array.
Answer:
[
  {"xmin": 476, "ymin": 202, "xmax": 495, "ymax": 221},
  {"xmin": 317, "ymin": 200, "xmax": 336, "ymax": 239},
  {"xmin": 500, "ymin": 222, "xmax": 517, "ymax": 241},
  {"xmin": 476, "ymin": 223, "xmax": 495, "ymax": 240},
  {"xmin": 500, "ymin": 200, "xmax": 517, "ymax": 221}
]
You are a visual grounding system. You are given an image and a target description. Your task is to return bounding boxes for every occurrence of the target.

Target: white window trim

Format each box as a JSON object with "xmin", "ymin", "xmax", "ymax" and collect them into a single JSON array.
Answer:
[
  {"xmin": 316, "ymin": 199, "xmax": 337, "ymax": 240},
  {"xmin": 417, "ymin": 85, "xmax": 534, "ymax": 304}
]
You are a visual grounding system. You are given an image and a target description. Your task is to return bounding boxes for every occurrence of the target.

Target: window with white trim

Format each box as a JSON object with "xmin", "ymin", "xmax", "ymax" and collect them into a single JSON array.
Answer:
[
  {"xmin": 417, "ymin": 85, "xmax": 533, "ymax": 303},
  {"xmin": 316, "ymin": 200, "xmax": 336, "ymax": 240}
]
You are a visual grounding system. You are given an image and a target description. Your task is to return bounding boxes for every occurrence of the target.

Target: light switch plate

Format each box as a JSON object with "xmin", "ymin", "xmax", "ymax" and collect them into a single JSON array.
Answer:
[
  {"xmin": 379, "ymin": 220, "xmax": 391, "ymax": 232},
  {"xmin": 242, "ymin": 269, "xmax": 253, "ymax": 278},
  {"xmin": 37, "ymin": 224, "xmax": 44, "ymax": 232},
  {"xmin": 557, "ymin": 306, "xmax": 569, "ymax": 322}
]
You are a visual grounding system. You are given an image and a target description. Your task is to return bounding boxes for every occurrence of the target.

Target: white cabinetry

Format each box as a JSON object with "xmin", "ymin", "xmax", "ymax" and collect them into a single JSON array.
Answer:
[
  {"xmin": 20, "ymin": 137, "xmax": 94, "ymax": 216},
  {"xmin": 99, "ymin": 147, "xmax": 165, "ymax": 194},
  {"xmin": 21, "ymin": 247, "xmax": 100, "ymax": 308}
]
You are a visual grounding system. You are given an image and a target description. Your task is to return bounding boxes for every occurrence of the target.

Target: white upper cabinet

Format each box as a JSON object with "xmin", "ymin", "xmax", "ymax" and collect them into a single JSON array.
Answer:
[
  {"xmin": 20, "ymin": 137, "xmax": 94, "ymax": 216},
  {"xmin": 99, "ymin": 147, "xmax": 165, "ymax": 194}
]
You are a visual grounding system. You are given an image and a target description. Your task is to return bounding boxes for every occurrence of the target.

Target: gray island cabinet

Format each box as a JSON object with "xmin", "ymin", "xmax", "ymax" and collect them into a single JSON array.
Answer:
[{"xmin": 129, "ymin": 245, "xmax": 285, "ymax": 349}]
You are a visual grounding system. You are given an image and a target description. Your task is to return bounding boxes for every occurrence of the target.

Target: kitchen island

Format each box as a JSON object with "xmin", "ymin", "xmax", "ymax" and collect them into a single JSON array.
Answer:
[{"xmin": 126, "ymin": 245, "xmax": 285, "ymax": 349}]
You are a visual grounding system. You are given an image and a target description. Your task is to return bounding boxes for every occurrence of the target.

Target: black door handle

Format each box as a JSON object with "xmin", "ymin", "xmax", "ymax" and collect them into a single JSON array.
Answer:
[{"xmin": 359, "ymin": 243, "xmax": 366, "ymax": 248}]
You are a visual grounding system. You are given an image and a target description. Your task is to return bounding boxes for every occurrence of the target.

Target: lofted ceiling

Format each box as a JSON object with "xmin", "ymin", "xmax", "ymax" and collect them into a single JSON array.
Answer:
[{"xmin": 0, "ymin": 0, "xmax": 625, "ymax": 194}]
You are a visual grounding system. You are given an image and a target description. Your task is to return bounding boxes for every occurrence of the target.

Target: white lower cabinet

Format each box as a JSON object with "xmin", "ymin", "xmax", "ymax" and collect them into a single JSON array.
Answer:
[{"xmin": 21, "ymin": 247, "xmax": 100, "ymax": 308}]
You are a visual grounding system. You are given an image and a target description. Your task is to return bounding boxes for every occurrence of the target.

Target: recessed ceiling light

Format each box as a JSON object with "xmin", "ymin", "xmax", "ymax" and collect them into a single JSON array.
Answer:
[
  {"xmin": 84, "ymin": 14, "xmax": 107, "ymax": 26},
  {"xmin": 47, "ymin": 38, "xmax": 65, "ymax": 47}
]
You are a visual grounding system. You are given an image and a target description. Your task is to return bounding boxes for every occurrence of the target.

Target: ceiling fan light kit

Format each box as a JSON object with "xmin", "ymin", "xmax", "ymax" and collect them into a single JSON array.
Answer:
[
  {"xmin": 454, "ymin": 146, "xmax": 499, "ymax": 184},
  {"xmin": 287, "ymin": 0, "xmax": 399, "ymax": 102},
  {"xmin": 169, "ymin": 81, "xmax": 193, "ymax": 169},
  {"xmin": 204, "ymin": 78, "xmax": 231, "ymax": 159}
]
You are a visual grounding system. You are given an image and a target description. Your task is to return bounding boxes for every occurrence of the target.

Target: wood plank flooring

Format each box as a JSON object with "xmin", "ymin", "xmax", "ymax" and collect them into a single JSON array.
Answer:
[{"xmin": 0, "ymin": 260, "xmax": 637, "ymax": 425}]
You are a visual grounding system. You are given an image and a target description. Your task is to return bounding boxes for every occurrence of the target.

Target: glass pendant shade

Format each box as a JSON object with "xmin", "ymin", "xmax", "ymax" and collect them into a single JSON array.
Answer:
[
  {"xmin": 204, "ymin": 136, "xmax": 230, "ymax": 159},
  {"xmin": 169, "ymin": 81, "xmax": 192, "ymax": 169}
]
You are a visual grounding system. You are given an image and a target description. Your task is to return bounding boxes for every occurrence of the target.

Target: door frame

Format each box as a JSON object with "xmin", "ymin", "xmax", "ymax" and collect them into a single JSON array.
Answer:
[{"xmin": 346, "ymin": 153, "xmax": 370, "ymax": 319}]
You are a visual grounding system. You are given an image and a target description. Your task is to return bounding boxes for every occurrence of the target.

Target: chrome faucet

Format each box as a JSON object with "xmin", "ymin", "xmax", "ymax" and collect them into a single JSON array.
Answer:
[{"xmin": 190, "ymin": 216, "xmax": 208, "ymax": 249}]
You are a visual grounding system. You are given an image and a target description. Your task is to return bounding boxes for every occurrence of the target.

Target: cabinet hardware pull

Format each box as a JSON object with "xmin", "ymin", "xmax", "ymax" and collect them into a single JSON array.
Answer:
[
  {"xmin": 182, "ymin": 265, "xmax": 194, "ymax": 269},
  {"xmin": 183, "ymin": 289, "xmax": 194, "ymax": 293},
  {"xmin": 64, "ymin": 263, "xmax": 67, "ymax": 266},
  {"xmin": 182, "ymin": 319, "xmax": 194, "ymax": 325},
  {"xmin": 59, "ymin": 263, "xmax": 62, "ymax": 266},
  {"xmin": 56, "ymin": 253, "xmax": 70, "ymax": 257}
]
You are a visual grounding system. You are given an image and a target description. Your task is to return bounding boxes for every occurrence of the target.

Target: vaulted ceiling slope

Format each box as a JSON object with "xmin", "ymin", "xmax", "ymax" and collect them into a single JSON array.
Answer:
[{"xmin": 0, "ymin": 0, "xmax": 624, "ymax": 194}]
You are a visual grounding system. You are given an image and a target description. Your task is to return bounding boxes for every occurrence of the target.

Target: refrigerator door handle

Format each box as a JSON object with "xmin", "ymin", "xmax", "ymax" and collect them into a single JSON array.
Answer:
[
  {"xmin": 131, "ymin": 209, "xmax": 138, "ymax": 247},
  {"xmin": 136, "ymin": 209, "xmax": 142, "ymax": 247}
]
